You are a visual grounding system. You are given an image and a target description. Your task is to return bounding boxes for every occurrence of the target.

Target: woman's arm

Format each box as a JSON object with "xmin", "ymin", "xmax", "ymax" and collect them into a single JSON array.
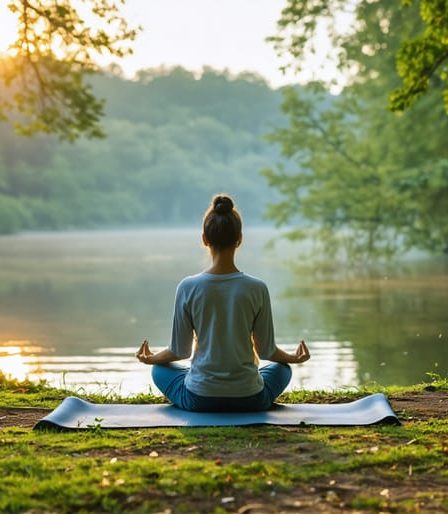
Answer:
[
  {"xmin": 136, "ymin": 340, "xmax": 183, "ymax": 365},
  {"xmin": 266, "ymin": 340, "xmax": 311, "ymax": 364}
]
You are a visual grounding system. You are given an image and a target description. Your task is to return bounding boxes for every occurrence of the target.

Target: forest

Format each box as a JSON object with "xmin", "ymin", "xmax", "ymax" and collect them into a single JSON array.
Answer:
[
  {"xmin": 0, "ymin": 67, "xmax": 290, "ymax": 233},
  {"xmin": 1, "ymin": 0, "xmax": 447, "ymax": 263}
]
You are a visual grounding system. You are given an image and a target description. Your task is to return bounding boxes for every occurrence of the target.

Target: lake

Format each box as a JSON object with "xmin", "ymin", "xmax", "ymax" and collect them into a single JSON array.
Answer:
[{"xmin": 0, "ymin": 228, "xmax": 446, "ymax": 395}]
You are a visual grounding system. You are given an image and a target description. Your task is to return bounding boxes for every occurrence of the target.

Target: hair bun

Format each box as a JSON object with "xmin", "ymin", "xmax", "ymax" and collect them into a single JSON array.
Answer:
[{"xmin": 213, "ymin": 195, "xmax": 234, "ymax": 215}]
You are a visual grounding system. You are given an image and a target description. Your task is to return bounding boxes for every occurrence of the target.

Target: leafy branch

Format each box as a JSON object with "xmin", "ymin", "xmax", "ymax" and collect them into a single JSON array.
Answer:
[{"xmin": 0, "ymin": 0, "xmax": 141, "ymax": 140}]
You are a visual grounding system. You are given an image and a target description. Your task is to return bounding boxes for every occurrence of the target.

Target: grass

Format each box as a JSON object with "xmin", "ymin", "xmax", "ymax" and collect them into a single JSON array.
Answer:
[
  {"xmin": 0, "ymin": 373, "xmax": 447, "ymax": 513},
  {"xmin": 2, "ymin": 370, "xmax": 447, "ymax": 409}
]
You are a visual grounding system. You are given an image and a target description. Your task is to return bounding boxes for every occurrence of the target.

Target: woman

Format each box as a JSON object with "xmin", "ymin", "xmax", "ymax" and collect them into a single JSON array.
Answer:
[{"xmin": 136, "ymin": 194, "xmax": 310, "ymax": 412}]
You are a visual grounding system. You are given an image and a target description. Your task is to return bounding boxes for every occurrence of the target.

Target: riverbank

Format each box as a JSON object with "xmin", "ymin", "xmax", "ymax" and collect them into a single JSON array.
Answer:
[{"xmin": 0, "ymin": 374, "xmax": 447, "ymax": 513}]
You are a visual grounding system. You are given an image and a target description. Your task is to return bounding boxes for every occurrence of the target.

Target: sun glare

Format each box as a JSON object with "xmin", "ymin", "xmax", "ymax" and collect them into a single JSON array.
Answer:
[
  {"xmin": 0, "ymin": 345, "xmax": 31, "ymax": 381},
  {"xmin": 0, "ymin": 4, "xmax": 18, "ymax": 56},
  {"xmin": 0, "ymin": 341, "xmax": 44, "ymax": 382}
]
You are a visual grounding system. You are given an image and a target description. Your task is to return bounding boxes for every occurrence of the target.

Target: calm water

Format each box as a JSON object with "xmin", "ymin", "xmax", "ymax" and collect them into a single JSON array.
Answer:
[{"xmin": 0, "ymin": 228, "xmax": 447, "ymax": 395}]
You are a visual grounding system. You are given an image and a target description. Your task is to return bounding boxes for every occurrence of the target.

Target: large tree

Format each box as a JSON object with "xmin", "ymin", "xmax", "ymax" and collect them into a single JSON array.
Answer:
[
  {"xmin": 265, "ymin": 0, "xmax": 448, "ymax": 268},
  {"xmin": 390, "ymin": 0, "xmax": 448, "ymax": 114},
  {"xmin": 0, "ymin": 0, "xmax": 138, "ymax": 141},
  {"xmin": 270, "ymin": 0, "xmax": 448, "ymax": 114}
]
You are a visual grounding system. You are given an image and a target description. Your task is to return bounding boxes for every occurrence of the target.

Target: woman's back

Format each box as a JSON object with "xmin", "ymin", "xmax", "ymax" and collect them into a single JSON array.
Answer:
[{"xmin": 170, "ymin": 271, "xmax": 276, "ymax": 397}]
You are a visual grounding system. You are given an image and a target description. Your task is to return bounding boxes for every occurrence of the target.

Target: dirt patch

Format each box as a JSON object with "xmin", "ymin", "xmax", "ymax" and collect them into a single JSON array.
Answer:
[
  {"xmin": 238, "ymin": 476, "xmax": 448, "ymax": 513},
  {"xmin": 0, "ymin": 390, "xmax": 446, "ymax": 429},
  {"xmin": 0, "ymin": 406, "xmax": 51, "ymax": 428},
  {"xmin": 116, "ymin": 475, "xmax": 448, "ymax": 514},
  {"xmin": 389, "ymin": 389, "xmax": 447, "ymax": 420}
]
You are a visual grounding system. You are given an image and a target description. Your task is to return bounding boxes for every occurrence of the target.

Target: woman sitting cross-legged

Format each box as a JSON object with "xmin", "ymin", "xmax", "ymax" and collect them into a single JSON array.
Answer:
[{"xmin": 136, "ymin": 193, "xmax": 310, "ymax": 412}]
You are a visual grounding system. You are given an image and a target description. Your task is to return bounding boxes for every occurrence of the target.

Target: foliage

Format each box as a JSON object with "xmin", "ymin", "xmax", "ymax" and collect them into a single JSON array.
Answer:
[
  {"xmin": 0, "ymin": 67, "xmax": 284, "ymax": 234},
  {"xmin": 390, "ymin": 0, "xmax": 448, "ymax": 113},
  {"xmin": 270, "ymin": 0, "xmax": 448, "ymax": 113},
  {"xmin": 265, "ymin": 0, "xmax": 448, "ymax": 266},
  {"xmin": 0, "ymin": 0, "xmax": 139, "ymax": 140}
]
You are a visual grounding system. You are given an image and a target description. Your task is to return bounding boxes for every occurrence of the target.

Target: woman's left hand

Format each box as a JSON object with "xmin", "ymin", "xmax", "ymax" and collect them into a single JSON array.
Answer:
[{"xmin": 136, "ymin": 339, "xmax": 154, "ymax": 364}]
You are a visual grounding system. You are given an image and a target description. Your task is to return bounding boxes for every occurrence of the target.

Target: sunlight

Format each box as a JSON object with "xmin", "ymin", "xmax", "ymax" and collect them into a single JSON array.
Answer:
[
  {"xmin": 0, "ymin": 4, "xmax": 18, "ymax": 56},
  {"xmin": 0, "ymin": 341, "xmax": 44, "ymax": 381},
  {"xmin": 0, "ymin": 345, "xmax": 31, "ymax": 381}
]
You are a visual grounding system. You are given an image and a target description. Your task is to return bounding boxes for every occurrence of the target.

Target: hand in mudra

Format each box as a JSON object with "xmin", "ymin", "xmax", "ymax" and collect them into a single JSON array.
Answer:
[
  {"xmin": 295, "ymin": 340, "xmax": 310, "ymax": 363},
  {"xmin": 136, "ymin": 339, "xmax": 154, "ymax": 364}
]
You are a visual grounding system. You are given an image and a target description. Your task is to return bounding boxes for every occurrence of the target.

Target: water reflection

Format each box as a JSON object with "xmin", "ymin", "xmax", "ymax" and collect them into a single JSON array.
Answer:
[
  {"xmin": 0, "ymin": 341, "xmax": 40, "ymax": 381},
  {"xmin": 0, "ymin": 228, "xmax": 446, "ymax": 395},
  {"xmin": 0, "ymin": 341, "xmax": 358, "ymax": 396},
  {"xmin": 282, "ymin": 272, "xmax": 448, "ymax": 386}
]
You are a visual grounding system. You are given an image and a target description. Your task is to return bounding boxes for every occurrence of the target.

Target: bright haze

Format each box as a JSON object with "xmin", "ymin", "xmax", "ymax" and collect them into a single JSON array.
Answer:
[
  {"xmin": 107, "ymin": 0, "xmax": 298, "ymax": 86},
  {"xmin": 0, "ymin": 0, "xmax": 342, "ymax": 89}
]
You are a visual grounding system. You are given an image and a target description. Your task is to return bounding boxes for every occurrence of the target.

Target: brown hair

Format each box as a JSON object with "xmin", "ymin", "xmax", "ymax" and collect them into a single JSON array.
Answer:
[{"xmin": 203, "ymin": 194, "xmax": 242, "ymax": 250}]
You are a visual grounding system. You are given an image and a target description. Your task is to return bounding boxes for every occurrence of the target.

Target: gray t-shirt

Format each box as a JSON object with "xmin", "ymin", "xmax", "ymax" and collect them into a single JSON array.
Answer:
[{"xmin": 169, "ymin": 271, "xmax": 277, "ymax": 397}]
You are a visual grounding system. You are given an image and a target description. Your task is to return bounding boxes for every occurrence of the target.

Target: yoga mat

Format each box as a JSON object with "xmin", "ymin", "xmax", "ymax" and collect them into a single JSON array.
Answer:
[{"xmin": 34, "ymin": 393, "xmax": 399, "ymax": 430}]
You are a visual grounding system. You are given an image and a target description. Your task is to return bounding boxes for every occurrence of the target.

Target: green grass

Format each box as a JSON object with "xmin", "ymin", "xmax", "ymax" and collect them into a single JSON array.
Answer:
[
  {"xmin": 2, "ymin": 371, "xmax": 447, "ymax": 409},
  {"xmin": 1, "ymin": 420, "xmax": 447, "ymax": 513},
  {"xmin": 1, "ymin": 372, "xmax": 447, "ymax": 513}
]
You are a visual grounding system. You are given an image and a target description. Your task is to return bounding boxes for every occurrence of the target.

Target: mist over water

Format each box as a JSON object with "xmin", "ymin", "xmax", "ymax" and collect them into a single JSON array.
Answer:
[{"xmin": 0, "ymin": 227, "xmax": 446, "ymax": 395}]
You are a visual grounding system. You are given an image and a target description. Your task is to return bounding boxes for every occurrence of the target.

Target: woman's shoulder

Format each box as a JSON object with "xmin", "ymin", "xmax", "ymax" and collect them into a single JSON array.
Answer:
[
  {"xmin": 177, "ymin": 272, "xmax": 269, "ymax": 291},
  {"xmin": 176, "ymin": 273, "xmax": 204, "ymax": 289},
  {"xmin": 239, "ymin": 272, "xmax": 268, "ymax": 288}
]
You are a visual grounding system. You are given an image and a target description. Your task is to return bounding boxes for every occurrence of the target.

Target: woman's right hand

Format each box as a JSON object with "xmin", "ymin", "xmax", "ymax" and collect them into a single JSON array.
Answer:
[{"xmin": 295, "ymin": 340, "xmax": 310, "ymax": 363}]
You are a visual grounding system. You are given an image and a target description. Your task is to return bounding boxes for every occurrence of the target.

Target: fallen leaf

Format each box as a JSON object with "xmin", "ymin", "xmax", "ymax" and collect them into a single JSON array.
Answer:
[
  {"xmin": 149, "ymin": 451, "xmax": 159, "ymax": 458},
  {"xmin": 109, "ymin": 457, "xmax": 118, "ymax": 464},
  {"xmin": 325, "ymin": 490, "xmax": 340, "ymax": 503},
  {"xmin": 238, "ymin": 503, "xmax": 275, "ymax": 514},
  {"xmin": 380, "ymin": 488, "xmax": 389, "ymax": 497},
  {"xmin": 115, "ymin": 478, "xmax": 125, "ymax": 486},
  {"xmin": 100, "ymin": 478, "xmax": 110, "ymax": 487}
]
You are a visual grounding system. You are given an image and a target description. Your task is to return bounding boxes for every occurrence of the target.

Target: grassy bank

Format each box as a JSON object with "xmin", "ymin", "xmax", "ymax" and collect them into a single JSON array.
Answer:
[{"xmin": 0, "ymin": 374, "xmax": 447, "ymax": 513}]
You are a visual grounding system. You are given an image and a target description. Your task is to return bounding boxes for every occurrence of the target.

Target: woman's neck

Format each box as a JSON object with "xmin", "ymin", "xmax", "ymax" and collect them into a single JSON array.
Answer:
[{"xmin": 205, "ymin": 247, "xmax": 239, "ymax": 274}]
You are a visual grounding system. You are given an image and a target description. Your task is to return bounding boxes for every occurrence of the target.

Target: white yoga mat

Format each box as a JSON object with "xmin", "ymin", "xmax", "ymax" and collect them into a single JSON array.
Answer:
[{"xmin": 34, "ymin": 393, "xmax": 399, "ymax": 429}]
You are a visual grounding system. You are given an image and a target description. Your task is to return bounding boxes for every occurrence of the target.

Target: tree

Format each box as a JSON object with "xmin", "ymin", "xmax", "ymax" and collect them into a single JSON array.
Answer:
[
  {"xmin": 265, "ymin": 0, "xmax": 448, "ymax": 268},
  {"xmin": 269, "ymin": 0, "xmax": 448, "ymax": 113},
  {"xmin": 390, "ymin": 0, "xmax": 448, "ymax": 114},
  {"xmin": 0, "ymin": 0, "xmax": 139, "ymax": 141}
]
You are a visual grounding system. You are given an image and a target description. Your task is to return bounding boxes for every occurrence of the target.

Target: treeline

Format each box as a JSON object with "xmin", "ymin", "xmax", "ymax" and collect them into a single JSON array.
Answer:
[{"xmin": 0, "ymin": 67, "xmax": 289, "ymax": 234}]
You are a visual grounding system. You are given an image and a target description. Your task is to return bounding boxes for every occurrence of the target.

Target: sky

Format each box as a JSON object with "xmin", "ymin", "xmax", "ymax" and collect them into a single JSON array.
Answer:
[
  {"xmin": 0, "ymin": 0, "xmax": 343, "ymax": 89},
  {"xmin": 105, "ymin": 0, "xmax": 300, "ymax": 86}
]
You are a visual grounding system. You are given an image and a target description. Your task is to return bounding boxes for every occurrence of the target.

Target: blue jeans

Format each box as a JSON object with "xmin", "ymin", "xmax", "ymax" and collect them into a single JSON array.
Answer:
[{"xmin": 152, "ymin": 363, "xmax": 292, "ymax": 412}]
